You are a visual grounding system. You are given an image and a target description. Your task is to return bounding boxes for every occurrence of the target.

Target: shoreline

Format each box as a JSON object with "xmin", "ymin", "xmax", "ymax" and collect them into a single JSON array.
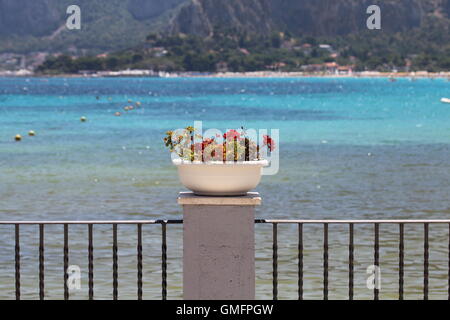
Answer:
[
  {"xmin": 1, "ymin": 70, "xmax": 450, "ymax": 79},
  {"xmin": 190, "ymin": 71, "xmax": 450, "ymax": 79}
]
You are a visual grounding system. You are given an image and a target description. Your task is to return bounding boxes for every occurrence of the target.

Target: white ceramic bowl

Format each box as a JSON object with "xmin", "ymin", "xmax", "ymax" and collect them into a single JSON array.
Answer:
[{"xmin": 173, "ymin": 159, "xmax": 269, "ymax": 196}]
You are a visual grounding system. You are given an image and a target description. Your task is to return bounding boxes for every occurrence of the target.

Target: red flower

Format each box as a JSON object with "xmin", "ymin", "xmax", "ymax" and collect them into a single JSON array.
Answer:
[
  {"xmin": 193, "ymin": 139, "xmax": 214, "ymax": 150},
  {"xmin": 223, "ymin": 129, "xmax": 241, "ymax": 141},
  {"xmin": 263, "ymin": 135, "xmax": 276, "ymax": 152}
]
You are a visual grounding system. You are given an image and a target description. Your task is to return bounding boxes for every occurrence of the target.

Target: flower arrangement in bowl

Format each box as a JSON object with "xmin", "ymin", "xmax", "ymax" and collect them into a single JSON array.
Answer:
[{"xmin": 164, "ymin": 126, "xmax": 275, "ymax": 196}]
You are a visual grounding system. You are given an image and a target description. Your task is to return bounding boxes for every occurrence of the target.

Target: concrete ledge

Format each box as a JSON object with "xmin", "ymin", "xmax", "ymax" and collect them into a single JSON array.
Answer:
[{"xmin": 178, "ymin": 192, "xmax": 261, "ymax": 206}]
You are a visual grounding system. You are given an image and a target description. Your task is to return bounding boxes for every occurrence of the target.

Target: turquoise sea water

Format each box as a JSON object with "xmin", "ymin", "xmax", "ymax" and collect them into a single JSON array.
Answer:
[{"xmin": 1, "ymin": 77, "xmax": 450, "ymax": 299}]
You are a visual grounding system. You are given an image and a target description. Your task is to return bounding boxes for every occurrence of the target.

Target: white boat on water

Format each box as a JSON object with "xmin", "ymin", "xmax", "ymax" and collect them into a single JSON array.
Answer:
[{"xmin": 441, "ymin": 98, "xmax": 450, "ymax": 104}]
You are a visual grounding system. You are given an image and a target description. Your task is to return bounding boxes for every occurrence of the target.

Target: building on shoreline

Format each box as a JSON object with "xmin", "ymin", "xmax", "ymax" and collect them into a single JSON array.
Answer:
[{"xmin": 300, "ymin": 62, "xmax": 353, "ymax": 75}]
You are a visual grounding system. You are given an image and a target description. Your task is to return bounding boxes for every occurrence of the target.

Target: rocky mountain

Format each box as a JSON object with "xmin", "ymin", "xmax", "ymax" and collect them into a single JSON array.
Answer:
[
  {"xmin": 0, "ymin": 0, "xmax": 60, "ymax": 37},
  {"xmin": 170, "ymin": 0, "xmax": 430, "ymax": 36},
  {"xmin": 127, "ymin": 0, "xmax": 186, "ymax": 21},
  {"xmin": 0, "ymin": 0, "xmax": 449, "ymax": 54}
]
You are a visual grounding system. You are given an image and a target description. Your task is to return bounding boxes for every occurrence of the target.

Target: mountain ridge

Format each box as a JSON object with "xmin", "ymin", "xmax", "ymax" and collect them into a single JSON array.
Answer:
[{"xmin": 0, "ymin": 0, "xmax": 449, "ymax": 55}]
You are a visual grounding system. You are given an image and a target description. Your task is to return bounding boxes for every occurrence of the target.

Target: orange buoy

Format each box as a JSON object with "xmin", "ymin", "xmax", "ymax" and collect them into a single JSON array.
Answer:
[{"xmin": 15, "ymin": 134, "xmax": 22, "ymax": 141}]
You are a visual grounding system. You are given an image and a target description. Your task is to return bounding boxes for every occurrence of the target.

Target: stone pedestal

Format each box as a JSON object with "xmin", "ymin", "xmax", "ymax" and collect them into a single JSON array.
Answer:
[{"xmin": 178, "ymin": 192, "xmax": 261, "ymax": 300}]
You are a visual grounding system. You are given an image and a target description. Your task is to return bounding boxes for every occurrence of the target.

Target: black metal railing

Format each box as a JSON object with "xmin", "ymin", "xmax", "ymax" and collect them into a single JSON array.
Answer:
[
  {"xmin": 262, "ymin": 219, "xmax": 450, "ymax": 300},
  {"xmin": 1, "ymin": 219, "xmax": 450, "ymax": 300},
  {"xmin": 1, "ymin": 220, "xmax": 182, "ymax": 300}
]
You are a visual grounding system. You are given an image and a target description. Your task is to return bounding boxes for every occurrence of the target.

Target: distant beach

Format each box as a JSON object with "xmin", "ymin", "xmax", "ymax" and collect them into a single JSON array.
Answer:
[
  {"xmin": 197, "ymin": 71, "xmax": 450, "ymax": 79},
  {"xmin": 1, "ymin": 69, "xmax": 450, "ymax": 79}
]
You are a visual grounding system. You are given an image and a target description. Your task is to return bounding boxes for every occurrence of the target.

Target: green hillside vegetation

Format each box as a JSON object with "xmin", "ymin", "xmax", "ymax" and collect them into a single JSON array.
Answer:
[{"xmin": 37, "ymin": 19, "xmax": 450, "ymax": 74}]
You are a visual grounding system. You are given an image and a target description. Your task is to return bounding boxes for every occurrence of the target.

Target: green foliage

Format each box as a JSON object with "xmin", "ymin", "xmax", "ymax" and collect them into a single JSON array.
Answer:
[{"xmin": 37, "ymin": 20, "xmax": 450, "ymax": 74}]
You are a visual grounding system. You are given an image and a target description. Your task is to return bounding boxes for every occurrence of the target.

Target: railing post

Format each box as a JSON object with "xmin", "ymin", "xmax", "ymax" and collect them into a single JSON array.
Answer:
[{"xmin": 178, "ymin": 192, "xmax": 260, "ymax": 300}]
